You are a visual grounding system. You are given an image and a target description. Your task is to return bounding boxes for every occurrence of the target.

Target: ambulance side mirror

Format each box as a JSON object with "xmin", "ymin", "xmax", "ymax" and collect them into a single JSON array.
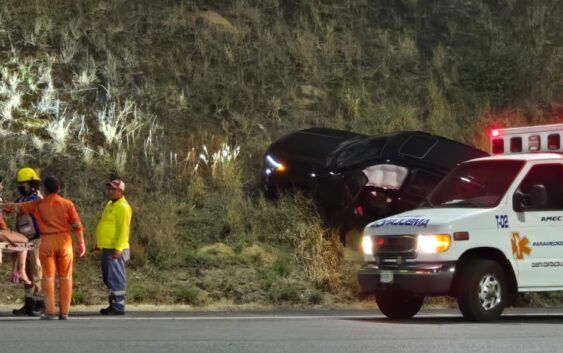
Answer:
[
  {"xmin": 530, "ymin": 184, "xmax": 548, "ymax": 209},
  {"xmin": 513, "ymin": 184, "xmax": 548, "ymax": 212},
  {"xmin": 512, "ymin": 190, "xmax": 529, "ymax": 212}
]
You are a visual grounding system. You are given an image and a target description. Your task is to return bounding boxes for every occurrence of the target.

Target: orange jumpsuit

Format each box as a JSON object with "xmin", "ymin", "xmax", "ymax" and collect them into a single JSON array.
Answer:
[{"xmin": 17, "ymin": 194, "xmax": 83, "ymax": 316}]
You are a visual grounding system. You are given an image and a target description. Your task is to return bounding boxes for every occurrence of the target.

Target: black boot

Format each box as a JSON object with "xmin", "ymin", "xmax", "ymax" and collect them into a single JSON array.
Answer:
[
  {"xmin": 31, "ymin": 299, "xmax": 44, "ymax": 316},
  {"xmin": 100, "ymin": 294, "xmax": 115, "ymax": 314},
  {"xmin": 13, "ymin": 297, "xmax": 34, "ymax": 316}
]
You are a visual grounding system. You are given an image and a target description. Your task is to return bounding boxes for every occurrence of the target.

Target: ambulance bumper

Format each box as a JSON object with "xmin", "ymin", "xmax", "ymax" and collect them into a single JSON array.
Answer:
[{"xmin": 357, "ymin": 262, "xmax": 456, "ymax": 295}]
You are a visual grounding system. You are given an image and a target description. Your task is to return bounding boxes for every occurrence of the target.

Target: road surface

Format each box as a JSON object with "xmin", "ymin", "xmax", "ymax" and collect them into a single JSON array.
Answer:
[{"xmin": 0, "ymin": 308, "xmax": 562, "ymax": 353}]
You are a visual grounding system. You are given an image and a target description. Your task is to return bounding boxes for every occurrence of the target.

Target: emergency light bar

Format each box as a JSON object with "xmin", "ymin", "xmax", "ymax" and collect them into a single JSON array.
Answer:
[{"xmin": 490, "ymin": 123, "xmax": 563, "ymax": 155}]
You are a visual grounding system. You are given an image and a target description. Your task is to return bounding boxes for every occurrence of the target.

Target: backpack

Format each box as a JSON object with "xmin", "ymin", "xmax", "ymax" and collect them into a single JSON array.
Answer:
[{"xmin": 17, "ymin": 214, "xmax": 38, "ymax": 240}]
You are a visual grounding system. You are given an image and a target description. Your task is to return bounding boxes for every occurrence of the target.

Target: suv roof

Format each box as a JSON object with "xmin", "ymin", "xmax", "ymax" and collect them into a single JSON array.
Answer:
[{"xmin": 329, "ymin": 131, "xmax": 488, "ymax": 172}]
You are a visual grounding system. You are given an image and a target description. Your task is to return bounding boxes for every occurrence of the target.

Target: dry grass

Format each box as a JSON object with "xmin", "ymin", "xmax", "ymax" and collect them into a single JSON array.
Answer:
[{"xmin": 0, "ymin": 0, "xmax": 563, "ymax": 307}]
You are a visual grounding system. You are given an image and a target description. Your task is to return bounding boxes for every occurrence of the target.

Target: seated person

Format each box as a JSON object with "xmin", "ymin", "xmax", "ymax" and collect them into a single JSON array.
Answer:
[{"xmin": 0, "ymin": 215, "xmax": 32, "ymax": 285}]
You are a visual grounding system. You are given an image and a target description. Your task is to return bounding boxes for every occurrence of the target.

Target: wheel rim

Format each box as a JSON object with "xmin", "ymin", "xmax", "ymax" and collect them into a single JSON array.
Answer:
[{"xmin": 478, "ymin": 274, "xmax": 501, "ymax": 311}]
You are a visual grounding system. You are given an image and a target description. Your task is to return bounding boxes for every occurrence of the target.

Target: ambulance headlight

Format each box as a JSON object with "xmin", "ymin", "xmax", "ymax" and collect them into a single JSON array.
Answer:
[
  {"xmin": 361, "ymin": 236, "xmax": 373, "ymax": 255},
  {"xmin": 416, "ymin": 234, "xmax": 451, "ymax": 254}
]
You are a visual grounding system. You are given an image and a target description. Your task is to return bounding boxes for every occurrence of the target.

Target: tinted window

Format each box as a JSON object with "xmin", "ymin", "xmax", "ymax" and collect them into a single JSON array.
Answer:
[
  {"xmin": 399, "ymin": 136, "xmax": 437, "ymax": 158},
  {"xmin": 423, "ymin": 160, "xmax": 525, "ymax": 208},
  {"xmin": 516, "ymin": 164, "xmax": 563, "ymax": 210},
  {"xmin": 334, "ymin": 138, "xmax": 386, "ymax": 167}
]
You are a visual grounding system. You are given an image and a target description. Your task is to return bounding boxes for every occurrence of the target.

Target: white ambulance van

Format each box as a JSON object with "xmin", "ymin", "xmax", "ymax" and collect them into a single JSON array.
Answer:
[{"xmin": 358, "ymin": 123, "xmax": 563, "ymax": 321}]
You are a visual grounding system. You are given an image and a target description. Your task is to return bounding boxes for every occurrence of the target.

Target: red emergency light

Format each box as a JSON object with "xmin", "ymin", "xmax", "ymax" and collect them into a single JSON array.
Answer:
[{"xmin": 491, "ymin": 129, "xmax": 500, "ymax": 137}]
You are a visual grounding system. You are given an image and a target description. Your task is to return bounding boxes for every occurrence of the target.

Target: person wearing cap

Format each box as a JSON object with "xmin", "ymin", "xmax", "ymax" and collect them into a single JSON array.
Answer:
[
  {"xmin": 5, "ymin": 176, "xmax": 86, "ymax": 320},
  {"xmin": 11, "ymin": 167, "xmax": 45, "ymax": 316},
  {"xmin": 95, "ymin": 177, "xmax": 132, "ymax": 315}
]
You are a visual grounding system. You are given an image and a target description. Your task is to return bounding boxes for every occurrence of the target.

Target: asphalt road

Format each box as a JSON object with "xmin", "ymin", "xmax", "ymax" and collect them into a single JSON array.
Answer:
[{"xmin": 1, "ymin": 308, "xmax": 563, "ymax": 353}]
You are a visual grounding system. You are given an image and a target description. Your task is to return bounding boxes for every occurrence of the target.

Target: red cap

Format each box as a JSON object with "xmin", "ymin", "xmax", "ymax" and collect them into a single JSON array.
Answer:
[{"xmin": 106, "ymin": 179, "xmax": 125, "ymax": 192}]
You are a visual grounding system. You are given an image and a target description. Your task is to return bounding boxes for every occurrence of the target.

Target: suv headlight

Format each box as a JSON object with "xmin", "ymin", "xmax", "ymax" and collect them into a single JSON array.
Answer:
[
  {"xmin": 265, "ymin": 155, "xmax": 285, "ymax": 172},
  {"xmin": 416, "ymin": 234, "xmax": 451, "ymax": 253}
]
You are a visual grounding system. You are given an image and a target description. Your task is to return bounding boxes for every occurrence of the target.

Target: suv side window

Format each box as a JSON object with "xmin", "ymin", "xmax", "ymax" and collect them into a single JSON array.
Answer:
[
  {"xmin": 334, "ymin": 138, "xmax": 386, "ymax": 167},
  {"xmin": 515, "ymin": 164, "xmax": 563, "ymax": 211}
]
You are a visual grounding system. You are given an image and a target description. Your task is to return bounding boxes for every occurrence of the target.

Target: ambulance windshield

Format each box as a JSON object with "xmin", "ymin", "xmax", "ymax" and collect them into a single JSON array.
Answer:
[{"xmin": 421, "ymin": 160, "xmax": 525, "ymax": 208}]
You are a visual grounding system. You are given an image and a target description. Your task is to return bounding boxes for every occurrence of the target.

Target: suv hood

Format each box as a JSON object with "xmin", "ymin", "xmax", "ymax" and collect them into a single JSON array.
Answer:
[{"xmin": 266, "ymin": 128, "xmax": 363, "ymax": 175}]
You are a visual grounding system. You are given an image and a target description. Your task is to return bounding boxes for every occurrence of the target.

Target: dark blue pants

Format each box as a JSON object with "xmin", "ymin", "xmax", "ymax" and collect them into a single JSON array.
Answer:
[{"xmin": 101, "ymin": 249, "xmax": 129, "ymax": 312}]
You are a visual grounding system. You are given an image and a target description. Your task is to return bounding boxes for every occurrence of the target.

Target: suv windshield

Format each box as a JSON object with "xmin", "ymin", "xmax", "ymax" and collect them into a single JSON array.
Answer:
[
  {"xmin": 421, "ymin": 160, "xmax": 525, "ymax": 208},
  {"xmin": 332, "ymin": 137, "xmax": 387, "ymax": 168}
]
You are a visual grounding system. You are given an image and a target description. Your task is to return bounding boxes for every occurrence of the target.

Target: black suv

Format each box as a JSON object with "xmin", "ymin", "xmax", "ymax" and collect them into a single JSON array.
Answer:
[{"xmin": 263, "ymin": 128, "xmax": 488, "ymax": 238}]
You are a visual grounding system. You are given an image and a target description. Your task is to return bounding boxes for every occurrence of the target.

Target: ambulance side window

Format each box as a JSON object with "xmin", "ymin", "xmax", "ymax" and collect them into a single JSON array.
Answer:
[{"xmin": 515, "ymin": 164, "xmax": 563, "ymax": 211}]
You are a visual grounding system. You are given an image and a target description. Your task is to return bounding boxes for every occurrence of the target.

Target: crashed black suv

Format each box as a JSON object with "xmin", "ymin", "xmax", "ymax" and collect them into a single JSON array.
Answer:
[{"xmin": 263, "ymin": 128, "xmax": 488, "ymax": 238}]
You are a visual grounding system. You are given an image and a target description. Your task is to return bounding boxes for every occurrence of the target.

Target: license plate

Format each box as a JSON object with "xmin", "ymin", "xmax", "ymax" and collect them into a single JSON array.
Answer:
[{"xmin": 380, "ymin": 270, "xmax": 393, "ymax": 283}]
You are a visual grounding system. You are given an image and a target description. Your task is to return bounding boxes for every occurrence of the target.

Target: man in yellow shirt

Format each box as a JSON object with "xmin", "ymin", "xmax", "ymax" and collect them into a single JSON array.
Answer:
[{"xmin": 96, "ymin": 177, "xmax": 132, "ymax": 315}]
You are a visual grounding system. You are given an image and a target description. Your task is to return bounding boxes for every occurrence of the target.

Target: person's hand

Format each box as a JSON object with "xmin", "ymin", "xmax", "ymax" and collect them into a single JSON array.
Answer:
[
  {"xmin": 112, "ymin": 249, "xmax": 122, "ymax": 259},
  {"xmin": 76, "ymin": 242, "xmax": 86, "ymax": 257},
  {"xmin": 2, "ymin": 203, "xmax": 16, "ymax": 213},
  {"xmin": 90, "ymin": 246, "xmax": 100, "ymax": 253}
]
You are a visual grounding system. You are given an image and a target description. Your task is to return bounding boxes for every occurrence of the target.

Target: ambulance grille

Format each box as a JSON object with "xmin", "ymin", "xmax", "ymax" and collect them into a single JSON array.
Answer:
[{"xmin": 373, "ymin": 235, "xmax": 417, "ymax": 260}]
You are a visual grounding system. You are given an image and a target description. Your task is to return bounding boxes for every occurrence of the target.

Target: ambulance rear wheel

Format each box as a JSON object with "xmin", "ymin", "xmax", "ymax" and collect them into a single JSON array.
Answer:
[
  {"xmin": 457, "ymin": 260, "xmax": 506, "ymax": 321},
  {"xmin": 376, "ymin": 291, "xmax": 424, "ymax": 319}
]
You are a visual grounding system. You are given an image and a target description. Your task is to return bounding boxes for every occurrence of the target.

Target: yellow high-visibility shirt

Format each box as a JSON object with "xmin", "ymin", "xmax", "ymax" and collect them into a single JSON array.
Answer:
[{"xmin": 96, "ymin": 197, "xmax": 132, "ymax": 251}]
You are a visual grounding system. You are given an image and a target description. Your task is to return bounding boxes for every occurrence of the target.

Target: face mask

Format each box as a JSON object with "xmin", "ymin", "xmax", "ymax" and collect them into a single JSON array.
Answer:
[{"xmin": 18, "ymin": 185, "xmax": 30, "ymax": 196}]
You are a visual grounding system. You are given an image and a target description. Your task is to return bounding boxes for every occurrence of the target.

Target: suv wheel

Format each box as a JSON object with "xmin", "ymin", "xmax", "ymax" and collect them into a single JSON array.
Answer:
[{"xmin": 376, "ymin": 291, "xmax": 424, "ymax": 319}]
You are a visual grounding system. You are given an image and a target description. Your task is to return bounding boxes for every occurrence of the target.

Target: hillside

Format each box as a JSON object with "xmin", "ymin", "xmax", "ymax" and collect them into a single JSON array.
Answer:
[{"xmin": 1, "ymin": 0, "xmax": 563, "ymax": 307}]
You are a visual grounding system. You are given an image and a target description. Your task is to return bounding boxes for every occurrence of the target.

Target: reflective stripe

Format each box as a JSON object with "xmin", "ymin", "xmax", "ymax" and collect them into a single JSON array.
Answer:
[
  {"xmin": 41, "ymin": 231, "xmax": 67, "ymax": 235},
  {"xmin": 71, "ymin": 223, "xmax": 81, "ymax": 229},
  {"xmin": 110, "ymin": 290, "xmax": 126, "ymax": 296},
  {"xmin": 59, "ymin": 276, "xmax": 70, "ymax": 280},
  {"xmin": 115, "ymin": 300, "xmax": 125, "ymax": 305},
  {"xmin": 42, "ymin": 276, "xmax": 54, "ymax": 281}
]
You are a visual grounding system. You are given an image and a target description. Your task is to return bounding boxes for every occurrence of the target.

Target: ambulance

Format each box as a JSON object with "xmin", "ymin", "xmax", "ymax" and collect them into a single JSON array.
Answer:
[{"xmin": 358, "ymin": 123, "xmax": 563, "ymax": 321}]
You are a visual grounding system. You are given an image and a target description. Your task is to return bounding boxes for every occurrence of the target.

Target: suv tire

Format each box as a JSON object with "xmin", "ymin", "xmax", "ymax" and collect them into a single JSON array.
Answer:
[{"xmin": 376, "ymin": 291, "xmax": 424, "ymax": 319}]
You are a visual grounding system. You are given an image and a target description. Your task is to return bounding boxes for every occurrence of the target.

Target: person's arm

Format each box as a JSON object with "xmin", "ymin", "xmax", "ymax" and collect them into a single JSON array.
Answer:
[
  {"xmin": 13, "ymin": 199, "xmax": 41, "ymax": 214},
  {"xmin": 113, "ymin": 204, "xmax": 132, "ymax": 258},
  {"xmin": 0, "ymin": 214, "xmax": 8, "ymax": 230},
  {"xmin": 67, "ymin": 201, "xmax": 85, "ymax": 257}
]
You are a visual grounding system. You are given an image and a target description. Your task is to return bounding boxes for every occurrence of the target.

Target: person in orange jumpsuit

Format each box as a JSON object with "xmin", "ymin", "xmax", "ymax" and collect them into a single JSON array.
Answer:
[{"xmin": 8, "ymin": 176, "xmax": 86, "ymax": 320}]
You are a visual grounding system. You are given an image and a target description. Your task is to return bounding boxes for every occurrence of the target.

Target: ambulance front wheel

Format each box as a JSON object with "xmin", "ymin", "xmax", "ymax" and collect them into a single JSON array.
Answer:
[
  {"xmin": 457, "ymin": 260, "xmax": 506, "ymax": 322},
  {"xmin": 376, "ymin": 291, "xmax": 424, "ymax": 319}
]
